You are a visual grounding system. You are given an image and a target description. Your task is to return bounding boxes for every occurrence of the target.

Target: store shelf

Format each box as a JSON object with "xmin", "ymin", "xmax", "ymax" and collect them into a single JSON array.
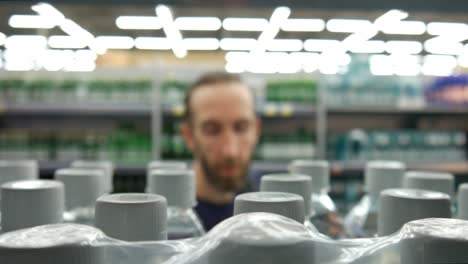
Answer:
[
  {"xmin": 331, "ymin": 161, "xmax": 468, "ymax": 176},
  {"xmin": 0, "ymin": 102, "xmax": 151, "ymax": 116},
  {"xmin": 163, "ymin": 102, "xmax": 317, "ymax": 118},
  {"xmin": 327, "ymin": 107, "xmax": 468, "ymax": 116}
]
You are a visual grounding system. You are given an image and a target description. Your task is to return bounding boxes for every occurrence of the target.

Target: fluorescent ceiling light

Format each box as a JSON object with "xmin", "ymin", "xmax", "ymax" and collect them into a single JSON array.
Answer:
[
  {"xmin": 31, "ymin": 3, "xmax": 65, "ymax": 26},
  {"xmin": 391, "ymin": 54, "xmax": 421, "ymax": 76},
  {"xmin": 65, "ymin": 61, "xmax": 96, "ymax": 72},
  {"xmin": 0, "ymin": 32, "xmax": 6, "ymax": 46},
  {"xmin": 381, "ymin": 21, "xmax": 425, "ymax": 35},
  {"xmin": 278, "ymin": 55, "xmax": 302, "ymax": 73},
  {"xmin": 459, "ymin": 54, "xmax": 468, "ymax": 67},
  {"xmin": 326, "ymin": 19, "xmax": 373, "ymax": 33},
  {"xmin": 3, "ymin": 49, "xmax": 35, "ymax": 71},
  {"xmin": 75, "ymin": 50, "xmax": 97, "ymax": 61},
  {"xmin": 220, "ymin": 38, "xmax": 257, "ymax": 51},
  {"xmin": 175, "ymin": 17, "xmax": 221, "ymax": 31},
  {"xmin": 251, "ymin": 7, "xmax": 291, "ymax": 54},
  {"xmin": 134, "ymin": 37, "xmax": 171, "ymax": 50},
  {"xmin": 94, "ymin": 36, "xmax": 134, "ymax": 50},
  {"xmin": 60, "ymin": 19, "xmax": 94, "ymax": 42},
  {"xmin": 386, "ymin": 41, "xmax": 423, "ymax": 54},
  {"xmin": 267, "ymin": 39, "xmax": 303, "ymax": 52},
  {"xmin": 424, "ymin": 39, "xmax": 464, "ymax": 55},
  {"xmin": 5, "ymin": 35, "xmax": 47, "ymax": 50},
  {"xmin": 39, "ymin": 49, "xmax": 70, "ymax": 71},
  {"xmin": 225, "ymin": 62, "xmax": 245, "ymax": 73},
  {"xmin": 156, "ymin": 5, "xmax": 187, "ymax": 58},
  {"xmin": 422, "ymin": 55, "xmax": 457, "ymax": 76},
  {"xmin": 370, "ymin": 54, "xmax": 393, "ymax": 75},
  {"xmin": 225, "ymin": 51, "xmax": 249, "ymax": 62},
  {"xmin": 346, "ymin": 40, "xmax": 385, "ymax": 54},
  {"xmin": 183, "ymin": 38, "xmax": 219, "ymax": 50},
  {"xmin": 304, "ymin": 39, "xmax": 341, "ymax": 52},
  {"xmin": 281, "ymin": 18, "xmax": 325, "ymax": 32},
  {"xmin": 48, "ymin": 35, "xmax": 88, "ymax": 49},
  {"xmin": 427, "ymin": 22, "xmax": 468, "ymax": 36},
  {"xmin": 223, "ymin": 18, "xmax": 268, "ymax": 31},
  {"xmin": 9, "ymin": 15, "xmax": 56, "ymax": 29},
  {"xmin": 321, "ymin": 52, "xmax": 352, "ymax": 66},
  {"xmin": 116, "ymin": 16, "xmax": 162, "ymax": 30},
  {"xmin": 290, "ymin": 52, "xmax": 321, "ymax": 71}
]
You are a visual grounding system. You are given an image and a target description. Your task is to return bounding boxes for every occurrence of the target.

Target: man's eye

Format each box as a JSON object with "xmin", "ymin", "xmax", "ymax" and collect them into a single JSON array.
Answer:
[
  {"xmin": 202, "ymin": 123, "xmax": 221, "ymax": 135},
  {"xmin": 234, "ymin": 121, "xmax": 250, "ymax": 133}
]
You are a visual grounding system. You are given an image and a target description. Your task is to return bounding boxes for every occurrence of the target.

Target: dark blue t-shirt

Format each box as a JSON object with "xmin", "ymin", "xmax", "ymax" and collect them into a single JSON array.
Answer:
[
  {"xmin": 194, "ymin": 199, "xmax": 234, "ymax": 231},
  {"xmin": 194, "ymin": 180, "xmax": 256, "ymax": 231}
]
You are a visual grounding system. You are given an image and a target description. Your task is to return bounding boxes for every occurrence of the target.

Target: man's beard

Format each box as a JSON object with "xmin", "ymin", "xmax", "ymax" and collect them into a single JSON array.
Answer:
[{"xmin": 197, "ymin": 149, "xmax": 250, "ymax": 193}]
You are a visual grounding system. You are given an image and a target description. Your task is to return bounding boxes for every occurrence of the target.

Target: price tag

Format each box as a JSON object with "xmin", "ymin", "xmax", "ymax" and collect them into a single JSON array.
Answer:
[
  {"xmin": 280, "ymin": 103, "xmax": 294, "ymax": 117},
  {"xmin": 263, "ymin": 103, "xmax": 278, "ymax": 117},
  {"xmin": 172, "ymin": 104, "xmax": 185, "ymax": 117}
]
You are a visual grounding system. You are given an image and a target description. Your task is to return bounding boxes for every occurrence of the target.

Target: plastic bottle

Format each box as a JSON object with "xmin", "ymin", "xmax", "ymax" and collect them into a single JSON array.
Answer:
[
  {"xmin": 289, "ymin": 160, "xmax": 345, "ymax": 238},
  {"xmin": 55, "ymin": 168, "xmax": 107, "ymax": 226},
  {"xmin": 259, "ymin": 173, "xmax": 316, "ymax": 231},
  {"xmin": 147, "ymin": 169, "xmax": 204, "ymax": 239},
  {"xmin": 344, "ymin": 160, "xmax": 405, "ymax": 238}
]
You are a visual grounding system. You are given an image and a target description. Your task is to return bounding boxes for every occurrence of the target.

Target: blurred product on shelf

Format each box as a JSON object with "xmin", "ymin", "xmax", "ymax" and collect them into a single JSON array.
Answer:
[
  {"xmin": 265, "ymin": 80, "xmax": 317, "ymax": 103},
  {"xmin": 161, "ymin": 80, "xmax": 189, "ymax": 103},
  {"xmin": 0, "ymin": 128, "xmax": 152, "ymax": 165},
  {"xmin": 0, "ymin": 79, "xmax": 152, "ymax": 103},
  {"xmin": 256, "ymin": 131, "xmax": 316, "ymax": 160},
  {"xmin": 325, "ymin": 56, "xmax": 425, "ymax": 109},
  {"xmin": 425, "ymin": 75, "xmax": 468, "ymax": 107},
  {"xmin": 330, "ymin": 129, "xmax": 466, "ymax": 162}
]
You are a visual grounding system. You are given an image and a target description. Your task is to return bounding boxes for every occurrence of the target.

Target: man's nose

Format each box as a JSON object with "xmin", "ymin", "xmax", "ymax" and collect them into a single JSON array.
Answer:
[{"xmin": 220, "ymin": 130, "xmax": 239, "ymax": 157}]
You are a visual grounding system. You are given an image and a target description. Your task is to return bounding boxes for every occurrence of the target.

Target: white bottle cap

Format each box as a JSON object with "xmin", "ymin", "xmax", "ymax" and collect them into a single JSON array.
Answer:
[
  {"xmin": 55, "ymin": 168, "xmax": 107, "ymax": 210},
  {"xmin": 365, "ymin": 161, "xmax": 405, "ymax": 195},
  {"xmin": 71, "ymin": 160, "xmax": 114, "ymax": 193},
  {"xmin": 1, "ymin": 180, "xmax": 65, "ymax": 232},
  {"xmin": 378, "ymin": 188, "xmax": 451, "ymax": 236},
  {"xmin": 0, "ymin": 224, "xmax": 105, "ymax": 264},
  {"xmin": 234, "ymin": 192, "xmax": 305, "ymax": 223},
  {"xmin": 403, "ymin": 171, "xmax": 454, "ymax": 199},
  {"xmin": 94, "ymin": 193, "xmax": 167, "ymax": 241},
  {"xmin": 457, "ymin": 183, "xmax": 468, "ymax": 220},
  {"xmin": 0, "ymin": 160, "xmax": 38, "ymax": 197},
  {"xmin": 401, "ymin": 218, "xmax": 468, "ymax": 264},
  {"xmin": 289, "ymin": 160, "xmax": 329, "ymax": 193},
  {"xmin": 260, "ymin": 173, "xmax": 312, "ymax": 216},
  {"xmin": 147, "ymin": 169, "xmax": 196, "ymax": 209}
]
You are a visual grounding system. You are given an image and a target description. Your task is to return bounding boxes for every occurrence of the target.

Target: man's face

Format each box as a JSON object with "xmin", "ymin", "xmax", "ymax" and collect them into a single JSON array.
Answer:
[{"xmin": 184, "ymin": 82, "xmax": 260, "ymax": 193}]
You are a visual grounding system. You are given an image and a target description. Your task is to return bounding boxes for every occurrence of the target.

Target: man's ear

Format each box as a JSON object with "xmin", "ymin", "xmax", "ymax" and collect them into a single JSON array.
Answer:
[{"xmin": 180, "ymin": 121, "xmax": 195, "ymax": 152}]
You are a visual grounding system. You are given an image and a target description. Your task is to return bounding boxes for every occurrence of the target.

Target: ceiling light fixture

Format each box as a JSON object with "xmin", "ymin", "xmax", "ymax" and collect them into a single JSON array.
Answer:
[
  {"xmin": 281, "ymin": 18, "xmax": 325, "ymax": 32},
  {"xmin": 48, "ymin": 35, "xmax": 88, "ymax": 49},
  {"xmin": 134, "ymin": 37, "xmax": 171, "ymax": 50},
  {"xmin": 250, "ymin": 7, "xmax": 291, "ymax": 55},
  {"xmin": 326, "ymin": 19, "xmax": 373, "ymax": 33},
  {"xmin": 94, "ymin": 36, "xmax": 134, "ymax": 50},
  {"xmin": 266, "ymin": 39, "xmax": 303, "ymax": 52},
  {"xmin": 156, "ymin": 4, "xmax": 187, "ymax": 58},
  {"xmin": 386, "ymin": 41, "xmax": 423, "ymax": 54},
  {"xmin": 183, "ymin": 38, "xmax": 219, "ymax": 50},
  {"xmin": 9, "ymin": 15, "xmax": 56, "ymax": 29},
  {"xmin": 116, "ymin": 16, "xmax": 162, "ymax": 30},
  {"xmin": 175, "ymin": 17, "xmax": 222, "ymax": 31},
  {"xmin": 222, "ymin": 18, "xmax": 269, "ymax": 31},
  {"xmin": 220, "ymin": 38, "xmax": 257, "ymax": 51}
]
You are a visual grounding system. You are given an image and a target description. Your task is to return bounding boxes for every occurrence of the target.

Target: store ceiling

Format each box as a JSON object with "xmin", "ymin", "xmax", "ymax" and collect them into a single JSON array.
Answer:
[{"xmin": 1, "ymin": 2, "xmax": 467, "ymax": 42}]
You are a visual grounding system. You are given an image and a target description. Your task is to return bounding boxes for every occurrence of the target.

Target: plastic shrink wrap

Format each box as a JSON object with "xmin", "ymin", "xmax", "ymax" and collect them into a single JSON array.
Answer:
[{"xmin": 1, "ymin": 213, "xmax": 468, "ymax": 264}]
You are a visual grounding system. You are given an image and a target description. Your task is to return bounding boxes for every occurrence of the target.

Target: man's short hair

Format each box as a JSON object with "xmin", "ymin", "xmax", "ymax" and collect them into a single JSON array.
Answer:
[{"xmin": 184, "ymin": 72, "xmax": 244, "ymax": 123}]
